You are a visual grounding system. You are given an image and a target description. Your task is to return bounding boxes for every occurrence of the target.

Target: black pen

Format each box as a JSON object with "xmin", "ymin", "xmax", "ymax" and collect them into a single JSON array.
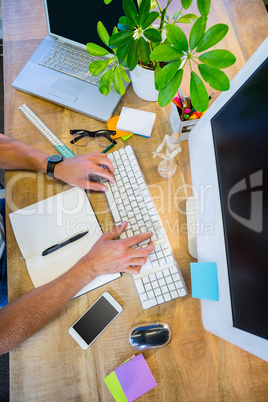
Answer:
[{"xmin": 42, "ymin": 231, "xmax": 88, "ymax": 256}]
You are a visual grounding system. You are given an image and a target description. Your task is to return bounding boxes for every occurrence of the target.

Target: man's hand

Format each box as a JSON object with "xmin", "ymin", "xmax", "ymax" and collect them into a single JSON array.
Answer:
[
  {"xmin": 83, "ymin": 222, "xmax": 154, "ymax": 276},
  {"xmin": 54, "ymin": 152, "xmax": 115, "ymax": 191}
]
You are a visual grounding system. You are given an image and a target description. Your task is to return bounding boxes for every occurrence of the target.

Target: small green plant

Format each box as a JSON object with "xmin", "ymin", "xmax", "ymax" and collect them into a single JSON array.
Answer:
[{"xmin": 86, "ymin": 0, "xmax": 236, "ymax": 112}]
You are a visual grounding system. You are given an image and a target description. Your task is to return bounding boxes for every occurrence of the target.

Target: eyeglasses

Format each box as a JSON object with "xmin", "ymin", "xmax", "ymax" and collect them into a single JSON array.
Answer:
[{"xmin": 70, "ymin": 129, "xmax": 117, "ymax": 153}]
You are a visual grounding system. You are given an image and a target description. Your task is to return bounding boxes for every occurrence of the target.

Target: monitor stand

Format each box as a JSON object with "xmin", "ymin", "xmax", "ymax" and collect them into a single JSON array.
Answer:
[{"xmin": 186, "ymin": 196, "xmax": 198, "ymax": 259}]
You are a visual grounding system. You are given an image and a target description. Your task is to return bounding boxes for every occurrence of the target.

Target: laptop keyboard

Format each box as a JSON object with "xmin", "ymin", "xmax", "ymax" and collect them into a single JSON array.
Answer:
[
  {"xmin": 39, "ymin": 42, "xmax": 107, "ymax": 85},
  {"xmin": 103, "ymin": 145, "xmax": 188, "ymax": 309}
]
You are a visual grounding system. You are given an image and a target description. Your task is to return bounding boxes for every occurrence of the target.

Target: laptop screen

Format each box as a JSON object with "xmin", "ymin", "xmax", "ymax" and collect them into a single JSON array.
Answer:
[
  {"xmin": 211, "ymin": 58, "xmax": 268, "ymax": 340},
  {"xmin": 46, "ymin": 0, "xmax": 125, "ymax": 47}
]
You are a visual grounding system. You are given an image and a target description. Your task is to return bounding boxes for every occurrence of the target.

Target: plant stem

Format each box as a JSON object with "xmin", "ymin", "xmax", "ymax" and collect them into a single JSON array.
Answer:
[
  {"xmin": 173, "ymin": 7, "xmax": 183, "ymax": 24},
  {"xmin": 159, "ymin": 0, "xmax": 173, "ymax": 32},
  {"xmin": 155, "ymin": 0, "xmax": 162, "ymax": 13}
]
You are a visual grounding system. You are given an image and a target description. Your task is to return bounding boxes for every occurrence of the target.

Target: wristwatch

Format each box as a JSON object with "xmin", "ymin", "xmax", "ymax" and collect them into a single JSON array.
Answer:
[{"xmin": 46, "ymin": 154, "xmax": 63, "ymax": 178}]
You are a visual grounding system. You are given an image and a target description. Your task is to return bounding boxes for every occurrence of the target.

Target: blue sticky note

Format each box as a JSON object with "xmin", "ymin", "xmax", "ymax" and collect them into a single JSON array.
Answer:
[{"xmin": 190, "ymin": 262, "xmax": 219, "ymax": 301}]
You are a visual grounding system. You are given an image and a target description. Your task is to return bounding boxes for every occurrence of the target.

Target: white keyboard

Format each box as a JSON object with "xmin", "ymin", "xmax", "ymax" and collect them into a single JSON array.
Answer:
[
  {"xmin": 39, "ymin": 42, "xmax": 107, "ymax": 85},
  {"xmin": 104, "ymin": 145, "xmax": 188, "ymax": 309}
]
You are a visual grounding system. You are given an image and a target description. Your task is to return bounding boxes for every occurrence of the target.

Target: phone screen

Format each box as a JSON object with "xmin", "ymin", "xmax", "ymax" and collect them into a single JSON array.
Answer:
[{"xmin": 73, "ymin": 295, "xmax": 119, "ymax": 345}]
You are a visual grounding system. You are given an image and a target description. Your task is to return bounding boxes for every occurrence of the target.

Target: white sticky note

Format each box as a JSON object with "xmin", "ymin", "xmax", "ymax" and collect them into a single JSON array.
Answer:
[{"xmin": 116, "ymin": 107, "xmax": 156, "ymax": 138}]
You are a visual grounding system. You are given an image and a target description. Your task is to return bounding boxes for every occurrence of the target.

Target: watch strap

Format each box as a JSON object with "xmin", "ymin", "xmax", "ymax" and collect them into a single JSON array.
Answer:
[{"xmin": 46, "ymin": 155, "xmax": 63, "ymax": 178}]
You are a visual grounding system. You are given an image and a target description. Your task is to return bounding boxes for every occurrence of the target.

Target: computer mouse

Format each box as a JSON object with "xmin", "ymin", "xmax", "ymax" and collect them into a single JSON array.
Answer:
[{"xmin": 128, "ymin": 322, "xmax": 171, "ymax": 351}]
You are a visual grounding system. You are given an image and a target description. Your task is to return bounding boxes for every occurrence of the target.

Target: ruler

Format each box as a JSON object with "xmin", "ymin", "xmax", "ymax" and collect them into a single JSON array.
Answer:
[{"xmin": 18, "ymin": 103, "xmax": 75, "ymax": 159}]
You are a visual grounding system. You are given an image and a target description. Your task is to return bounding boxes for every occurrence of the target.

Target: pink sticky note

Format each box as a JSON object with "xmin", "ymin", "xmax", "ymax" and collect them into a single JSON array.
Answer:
[{"xmin": 114, "ymin": 354, "xmax": 157, "ymax": 402}]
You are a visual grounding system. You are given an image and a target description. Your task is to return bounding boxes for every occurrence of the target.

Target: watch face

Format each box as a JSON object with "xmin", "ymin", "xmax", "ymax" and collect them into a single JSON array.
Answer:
[{"xmin": 48, "ymin": 155, "xmax": 63, "ymax": 163}]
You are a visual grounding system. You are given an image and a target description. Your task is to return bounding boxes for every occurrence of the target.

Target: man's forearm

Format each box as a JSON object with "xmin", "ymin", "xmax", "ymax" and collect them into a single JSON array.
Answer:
[
  {"xmin": 0, "ymin": 257, "xmax": 96, "ymax": 355},
  {"xmin": 0, "ymin": 134, "xmax": 48, "ymax": 172}
]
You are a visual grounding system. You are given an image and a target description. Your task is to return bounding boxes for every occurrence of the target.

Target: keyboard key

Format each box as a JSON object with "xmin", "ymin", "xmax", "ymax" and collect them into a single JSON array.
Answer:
[
  {"xmin": 142, "ymin": 298, "xmax": 157, "ymax": 309},
  {"xmin": 173, "ymin": 273, "xmax": 181, "ymax": 282},
  {"xmin": 135, "ymin": 278, "xmax": 145, "ymax": 294},
  {"xmin": 175, "ymin": 280, "xmax": 183, "ymax": 289},
  {"xmin": 145, "ymin": 283, "xmax": 152, "ymax": 292},
  {"xmin": 149, "ymin": 273, "xmax": 157, "ymax": 281},
  {"xmin": 178, "ymin": 288, "xmax": 187, "ymax": 297},
  {"xmin": 147, "ymin": 290, "xmax": 154, "ymax": 299},
  {"xmin": 164, "ymin": 293, "xmax": 171, "ymax": 302},
  {"xmin": 162, "ymin": 285, "xmax": 168, "ymax": 294},
  {"xmin": 165, "ymin": 276, "xmax": 173, "ymax": 284},
  {"xmin": 171, "ymin": 290, "xmax": 178, "ymax": 299},
  {"xmin": 157, "ymin": 295, "xmax": 164, "ymax": 304},
  {"xmin": 140, "ymin": 293, "xmax": 148, "ymax": 302},
  {"xmin": 168, "ymin": 283, "xmax": 175, "ymax": 292}
]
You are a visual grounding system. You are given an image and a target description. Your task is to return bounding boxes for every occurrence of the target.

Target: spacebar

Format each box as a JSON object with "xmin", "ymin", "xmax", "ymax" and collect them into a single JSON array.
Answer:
[{"xmin": 103, "ymin": 181, "xmax": 121, "ymax": 223}]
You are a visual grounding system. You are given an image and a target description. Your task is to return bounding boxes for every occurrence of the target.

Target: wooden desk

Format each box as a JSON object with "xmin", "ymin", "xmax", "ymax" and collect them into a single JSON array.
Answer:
[{"xmin": 3, "ymin": 0, "xmax": 268, "ymax": 400}]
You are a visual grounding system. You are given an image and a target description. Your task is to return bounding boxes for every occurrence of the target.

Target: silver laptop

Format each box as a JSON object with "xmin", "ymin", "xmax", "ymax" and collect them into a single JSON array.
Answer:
[{"xmin": 12, "ymin": 0, "xmax": 127, "ymax": 122}]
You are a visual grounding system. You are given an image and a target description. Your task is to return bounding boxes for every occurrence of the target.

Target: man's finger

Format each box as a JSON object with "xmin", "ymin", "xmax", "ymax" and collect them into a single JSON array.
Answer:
[
  {"xmin": 123, "ymin": 265, "xmax": 143, "ymax": 275},
  {"xmin": 90, "ymin": 156, "xmax": 115, "ymax": 175},
  {"xmin": 89, "ymin": 164, "xmax": 115, "ymax": 184},
  {"xmin": 124, "ymin": 231, "xmax": 154, "ymax": 248},
  {"xmin": 103, "ymin": 221, "xmax": 128, "ymax": 240},
  {"xmin": 85, "ymin": 181, "xmax": 110, "ymax": 192},
  {"xmin": 131, "ymin": 240, "xmax": 154, "ymax": 257}
]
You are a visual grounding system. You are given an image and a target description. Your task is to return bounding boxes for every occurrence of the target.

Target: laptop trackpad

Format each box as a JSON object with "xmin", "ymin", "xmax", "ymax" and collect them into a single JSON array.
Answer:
[{"xmin": 48, "ymin": 78, "xmax": 82, "ymax": 103}]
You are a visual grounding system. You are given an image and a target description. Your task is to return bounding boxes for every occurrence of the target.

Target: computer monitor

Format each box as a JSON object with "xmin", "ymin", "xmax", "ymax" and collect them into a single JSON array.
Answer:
[{"xmin": 188, "ymin": 38, "xmax": 268, "ymax": 362}]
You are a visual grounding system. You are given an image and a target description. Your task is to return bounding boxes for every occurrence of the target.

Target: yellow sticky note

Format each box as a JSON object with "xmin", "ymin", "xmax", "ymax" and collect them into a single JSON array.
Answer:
[
  {"xmin": 121, "ymin": 133, "xmax": 134, "ymax": 141},
  {"xmin": 104, "ymin": 371, "xmax": 128, "ymax": 402},
  {"xmin": 107, "ymin": 116, "xmax": 133, "ymax": 139}
]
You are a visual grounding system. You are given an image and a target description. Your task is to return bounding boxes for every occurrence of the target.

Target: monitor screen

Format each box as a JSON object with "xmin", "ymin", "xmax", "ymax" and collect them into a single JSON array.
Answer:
[
  {"xmin": 188, "ymin": 38, "xmax": 268, "ymax": 361},
  {"xmin": 46, "ymin": 0, "xmax": 125, "ymax": 47},
  {"xmin": 211, "ymin": 59, "xmax": 268, "ymax": 340}
]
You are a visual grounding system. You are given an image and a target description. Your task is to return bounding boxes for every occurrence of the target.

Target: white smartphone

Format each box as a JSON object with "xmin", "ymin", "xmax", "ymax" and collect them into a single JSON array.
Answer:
[{"xmin": 69, "ymin": 292, "xmax": 122, "ymax": 349}]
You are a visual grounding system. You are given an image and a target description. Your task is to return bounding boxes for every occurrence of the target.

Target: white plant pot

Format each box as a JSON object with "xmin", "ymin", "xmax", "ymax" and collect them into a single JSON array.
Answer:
[{"xmin": 130, "ymin": 65, "xmax": 159, "ymax": 102}]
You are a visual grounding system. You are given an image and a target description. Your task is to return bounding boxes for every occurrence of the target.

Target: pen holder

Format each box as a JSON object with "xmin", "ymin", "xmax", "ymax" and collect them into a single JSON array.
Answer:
[{"xmin": 170, "ymin": 103, "xmax": 198, "ymax": 141}]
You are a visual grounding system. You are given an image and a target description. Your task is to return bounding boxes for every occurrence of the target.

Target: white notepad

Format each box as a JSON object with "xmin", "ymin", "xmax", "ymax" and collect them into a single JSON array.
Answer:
[
  {"xmin": 116, "ymin": 107, "xmax": 156, "ymax": 138},
  {"xmin": 9, "ymin": 187, "xmax": 120, "ymax": 298}
]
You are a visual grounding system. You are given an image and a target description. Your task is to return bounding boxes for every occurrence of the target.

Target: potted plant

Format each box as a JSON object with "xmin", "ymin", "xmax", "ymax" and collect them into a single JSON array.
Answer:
[{"xmin": 86, "ymin": 0, "xmax": 236, "ymax": 112}]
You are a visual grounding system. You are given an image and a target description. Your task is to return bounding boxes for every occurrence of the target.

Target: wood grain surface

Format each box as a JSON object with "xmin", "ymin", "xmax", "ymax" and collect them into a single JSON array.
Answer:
[{"xmin": 3, "ymin": 0, "xmax": 268, "ymax": 400}]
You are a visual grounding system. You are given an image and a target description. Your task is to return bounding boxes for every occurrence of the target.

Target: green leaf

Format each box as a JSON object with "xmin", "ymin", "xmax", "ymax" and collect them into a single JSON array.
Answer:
[
  {"xmin": 199, "ymin": 49, "xmax": 236, "ymax": 68},
  {"xmin": 190, "ymin": 71, "xmax": 209, "ymax": 112},
  {"xmin": 189, "ymin": 16, "xmax": 207, "ymax": 50},
  {"xmin": 97, "ymin": 21, "xmax": 110, "ymax": 47},
  {"xmin": 197, "ymin": 0, "xmax": 211, "ymax": 16},
  {"xmin": 98, "ymin": 69, "xmax": 113, "ymax": 96},
  {"xmin": 109, "ymin": 30, "xmax": 134, "ymax": 49},
  {"xmin": 158, "ymin": 69, "xmax": 183, "ymax": 106},
  {"xmin": 123, "ymin": 0, "xmax": 138, "ymax": 26},
  {"xmin": 196, "ymin": 24, "xmax": 229, "ymax": 52},
  {"xmin": 198, "ymin": 64, "xmax": 230, "ymax": 90},
  {"xmin": 166, "ymin": 24, "xmax": 188, "ymax": 52},
  {"xmin": 181, "ymin": 0, "xmax": 193, "ymax": 9},
  {"xmin": 116, "ymin": 38, "xmax": 134, "ymax": 63},
  {"xmin": 137, "ymin": 37, "xmax": 151, "ymax": 64},
  {"xmin": 113, "ymin": 65, "xmax": 126, "ymax": 95},
  {"xmin": 86, "ymin": 43, "xmax": 109, "ymax": 56},
  {"xmin": 89, "ymin": 59, "xmax": 110, "ymax": 77},
  {"xmin": 155, "ymin": 59, "xmax": 182, "ymax": 90},
  {"xmin": 103, "ymin": 0, "xmax": 112, "ymax": 4},
  {"xmin": 127, "ymin": 40, "xmax": 139, "ymax": 70},
  {"xmin": 176, "ymin": 13, "xmax": 198, "ymax": 24},
  {"xmin": 144, "ymin": 28, "xmax": 162, "ymax": 42},
  {"xmin": 150, "ymin": 44, "xmax": 183, "ymax": 62},
  {"xmin": 119, "ymin": 64, "xmax": 131, "ymax": 82},
  {"xmin": 138, "ymin": 0, "xmax": 150, "ymax": 26},
  {"xmin": 154, "ymin": 63, "xmax": 161, "ymax": 86},
  {"xmin": 142, "ymin": 11, "xmax": 159, "ymax": 29},
  {"xmin": 112, "ymin": 26, "xmax": 118, "ymax": 36},
  {"xmin": 118, "ymin": 17, "xmax": 135, "ymax": 30}
]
